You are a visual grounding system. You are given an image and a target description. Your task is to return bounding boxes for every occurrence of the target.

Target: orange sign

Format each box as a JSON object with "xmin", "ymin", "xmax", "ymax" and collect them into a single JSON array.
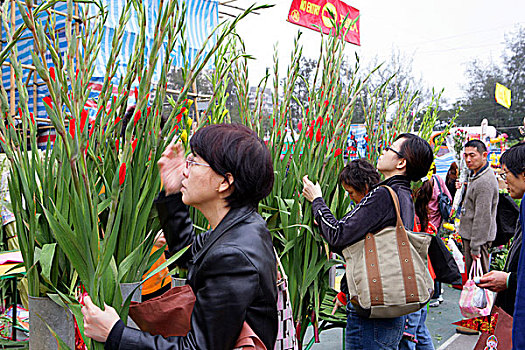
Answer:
[{"xmin": 287, "ymin": 0, "xmax": 360, "ymax": 45}]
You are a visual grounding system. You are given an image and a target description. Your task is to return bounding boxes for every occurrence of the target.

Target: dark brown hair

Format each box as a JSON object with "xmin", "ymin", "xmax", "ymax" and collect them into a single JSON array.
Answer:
[
  {"xmin": 190, "ymin": 123, "xmax": 274, "ymax": 209},
  {"xmin": 414, "ymin": 180, "xmax": 433, "ymax": 232},
  {"xmin": 395, "ymin": 133, "xmax": 434, "ymax": 182},
  {"xmin": 338, "ymin": 158, "xmax": 380, "ymax": 194}
]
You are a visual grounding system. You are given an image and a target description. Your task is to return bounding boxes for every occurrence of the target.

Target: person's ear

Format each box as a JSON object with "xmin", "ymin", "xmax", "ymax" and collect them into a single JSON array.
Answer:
[
  {"xmin": 396, "ymin": 157, "xmax": 407, "ymax": 171},
  {"xmin": 217, "ymin": 173, "xmax": 234, "ymax": 194},
  {"xmin": 482, "ymin": 151, "xmax": 488, "ymax": 159}
]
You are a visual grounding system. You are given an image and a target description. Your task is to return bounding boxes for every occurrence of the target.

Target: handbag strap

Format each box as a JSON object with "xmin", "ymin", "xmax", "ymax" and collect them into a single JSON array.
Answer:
[
  {"xmin": 433, "ymin": 175, "xmax": 444, "ymax": 195},
  {"xmin": 381, "ymin": 186, "xmax": 420, "ymax": 303}
]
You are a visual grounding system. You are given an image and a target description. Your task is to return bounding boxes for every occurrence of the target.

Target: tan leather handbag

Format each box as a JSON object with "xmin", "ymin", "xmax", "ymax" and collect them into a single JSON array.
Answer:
[{"xmin": 342, "ymin": 186, "xmax": 434, "ymax": 318}]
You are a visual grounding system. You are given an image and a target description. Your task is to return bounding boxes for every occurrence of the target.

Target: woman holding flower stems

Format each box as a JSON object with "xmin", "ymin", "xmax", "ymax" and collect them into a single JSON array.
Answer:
[
  {"xmin": 82, "ymin": 123, "xmax": 278, "ymax": 349},
  {"xmin": 303, "ymin": 133, "xmax": 433, "ymax": 350}
]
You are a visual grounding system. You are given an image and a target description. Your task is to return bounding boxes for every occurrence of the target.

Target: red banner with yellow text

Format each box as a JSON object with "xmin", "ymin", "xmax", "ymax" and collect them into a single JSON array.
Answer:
[{"xmin": 287, "ymin": 0, "xmax": 360, "ymax": 46}]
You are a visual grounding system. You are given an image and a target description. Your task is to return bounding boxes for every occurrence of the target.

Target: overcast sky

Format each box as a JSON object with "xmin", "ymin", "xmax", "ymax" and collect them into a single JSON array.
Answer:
[{"xmin": 227, "ymin": 0, "xmax": 525, "ymax": 103}]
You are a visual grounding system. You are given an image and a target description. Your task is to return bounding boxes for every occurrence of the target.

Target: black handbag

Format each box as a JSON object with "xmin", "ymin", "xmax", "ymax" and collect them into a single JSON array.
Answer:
[
  {"xmin": 434, "ymin": 175, "xmax": 453, "ymax": 222},
  {"xmin": 428, "ymin": 234, "xmax": 462, "ymax": 285}
]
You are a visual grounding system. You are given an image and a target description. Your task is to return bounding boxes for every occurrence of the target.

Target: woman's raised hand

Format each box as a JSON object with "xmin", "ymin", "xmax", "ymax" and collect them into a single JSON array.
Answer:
[
  {"xmin": 158, "ymin": 141, "xmax": 186, "ymax": 195},
  {"xmin": 302, "ymin": 175, "xmax": 322, "ymax": 202}
]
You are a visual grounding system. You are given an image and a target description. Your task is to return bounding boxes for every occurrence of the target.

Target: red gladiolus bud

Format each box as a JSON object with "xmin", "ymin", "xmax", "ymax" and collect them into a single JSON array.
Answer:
[
  {"xmin": 147, "ymin": 106, "xmax": 151, "ymax": 117},
  {"xmin": 306, "ymin": 108, "xmax": 309, "ymax": 115},
  {"xmin": 115, "ymin": 139, "xmax": 119, "ymax": 150},
  {"xmin": 316, "ymin": 116, "xmax": 324, "ymax": 127},
  {"xmin": 324, "ymin": 100, "xmax": 328, "ymax": 108},
  {"xmin": 114, "ymin": 116, "xmax": 121, "ymax": 125},
  {"xmin": 69, "ymin": 118, "xmax": 76, "ymax": 139},
  {"xmin": 273, "ymin": 118, "xmax": 276, "ymax": 128},
  {"xmin": 89, "ymin": 121, "xmax": 96, "ymax": 138},
  {"xmin": 334, "ymin": 148, "xmax": 342, "ymax": 158},
  {"xmin": 18, "ymin": 108, "xmax": 22, "ymax": 118},
  {"xmin": 131, "ymin": 138, "xmax": 138, "ymax": 153},
  {"xmin": 321, "ymin": 90, "xmax": 324, "ymax": 99},
  {"xmin": 181, "ymin": 107, "xmax": 187, "ymax": 114},
  {"xmin": 119, "ymin": 163, "xmax": 126, "ymax": 186},
  {"xmin": 75, "ymin": 69, "xmax": 79, "ymax": 80},
  {"xmin": 30, "ymin": 113, "xmax": 35, "ymax": 125},
  {"xmin": 134, "ymin": 87, "xmax": 138, "ymax": 100},
  {"xmin": 277, "ymin": 131, "xmax": 281, "ymax": 137},
  {"xmin": 307, "ymin": 125, "xmax": 314, "ymax": 141},
  {"xmin": 43, "ymin": 96, "xmax": 53, "ymax": 109},
  {"xmin": 321, "ymin": 136, "xmax": 326, "ymax": 145},
  {"xmin": 133, "ymin": 110, "xmax": 141, "ymax": 127},
  {"xmin": 0, "ymin": 136, "xmax": 4, "ymax": 144},
  {"xmin": 298, "ymin": 120, "xmax": 303, "ymax": 131},
  {"xmin": 80, "ymin": 109, "xmax": 88, "ymax": 132},
  {"xmin": 96, "ymin": 105, "xmax": 104, "ymax": 117},
  {"xmin": 316, "ymin": 128, "xmax": 322, "ymax": 142},
  {"xmin": 49, "ymin": 67, "xmax": 56, "ymax": 82},
  {"xmin": 97, "ymin": 156, "xmax": 102, "ymax": 162},
  {"xmin": 170, "ymin": 125, "xmax": 179, "ymax": 134},
  {"xmin": 85, "ymin": 140, "xmax": 89, "ymax": 156},
  {"xmin": 176, "ymin": 113, "xmax": 182, "ymax": 123}
]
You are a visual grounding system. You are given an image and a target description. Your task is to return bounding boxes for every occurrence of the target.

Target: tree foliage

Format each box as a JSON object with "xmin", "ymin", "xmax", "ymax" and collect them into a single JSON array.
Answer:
[{"xmin": 450, "ymin": 26, "xmax": 525, "ymax": 140}]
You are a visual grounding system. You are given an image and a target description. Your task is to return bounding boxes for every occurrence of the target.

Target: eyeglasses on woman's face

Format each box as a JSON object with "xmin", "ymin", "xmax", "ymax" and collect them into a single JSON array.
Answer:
[{"xmin": 185, "ymin": 155, "xmax": 211, "ymax": 169}]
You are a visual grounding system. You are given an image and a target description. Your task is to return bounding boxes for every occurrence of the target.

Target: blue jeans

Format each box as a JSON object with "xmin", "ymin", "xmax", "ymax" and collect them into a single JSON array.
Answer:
[
  {"xmin": 398, "ymin": 308, "xmax": 434, "ymax": 350},
  {"xmin": 345, "ymin": 303, "xmax": 406, "ymax": 350}
]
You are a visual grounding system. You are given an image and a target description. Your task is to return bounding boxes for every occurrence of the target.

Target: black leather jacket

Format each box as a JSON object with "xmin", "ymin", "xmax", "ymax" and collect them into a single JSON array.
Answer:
[{"xmin": 105, "ymin": 192, "xmax": 278, "ymax": 350}]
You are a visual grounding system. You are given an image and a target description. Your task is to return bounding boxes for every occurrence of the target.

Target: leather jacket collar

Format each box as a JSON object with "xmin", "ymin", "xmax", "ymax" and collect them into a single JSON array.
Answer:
[{"xmin": 192, "ymin": 205, "xmax": 256, "ymax": 264}]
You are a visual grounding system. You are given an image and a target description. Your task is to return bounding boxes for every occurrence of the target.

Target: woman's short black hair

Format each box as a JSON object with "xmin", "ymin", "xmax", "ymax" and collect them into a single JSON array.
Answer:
[
  {"xmin": 190, "ymin": 123, "xmax": 274, "ymax": 209},
  {"xmin": 395, "ymin": 133, "xmax": 434, "ymax": 182},
  {"xmin": 500, "ymin": 142, "xmax": 525, "ymax": 176},
  {"xmin": 338, "ymin": 158, "xmax": 380, "ymax": 193}
]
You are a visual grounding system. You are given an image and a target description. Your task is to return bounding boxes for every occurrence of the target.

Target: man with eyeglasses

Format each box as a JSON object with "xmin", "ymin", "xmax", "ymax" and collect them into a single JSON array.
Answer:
[
  {"xmin": 458, "ymin": 140, "xmax": 499, "ymax": 277},
  {"xmin": 476, "ymin": 142, "xmax": 525, "ymax": 349}
]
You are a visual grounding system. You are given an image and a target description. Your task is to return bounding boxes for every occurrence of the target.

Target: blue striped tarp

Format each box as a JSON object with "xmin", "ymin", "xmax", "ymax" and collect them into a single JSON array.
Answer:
[{"xmin": 1, "ymin": 0, "xmax": 218, "ymax": 120}]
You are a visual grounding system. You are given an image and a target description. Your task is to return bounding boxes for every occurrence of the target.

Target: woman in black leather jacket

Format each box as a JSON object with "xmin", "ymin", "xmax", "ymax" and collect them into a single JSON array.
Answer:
[{"xmin": 82, "ymin": 124, "xmax": 278, "ymax": 350}]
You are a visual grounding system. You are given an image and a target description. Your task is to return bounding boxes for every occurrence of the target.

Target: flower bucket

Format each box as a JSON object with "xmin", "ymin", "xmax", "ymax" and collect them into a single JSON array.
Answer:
[
  {"xmin": 28, "ymin": 296, "xmax": 75, "ymax": 350},
  {"xmin": 171, "ymin": 277, "xmax": 187, "ymax": 287},
  {"xmin": 120, "ymin": 282, "xmax": 143, "ymax": 329}
]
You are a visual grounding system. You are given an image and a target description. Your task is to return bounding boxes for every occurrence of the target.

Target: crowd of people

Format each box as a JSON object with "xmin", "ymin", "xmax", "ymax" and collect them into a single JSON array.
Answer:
[{"xmin": 78, "ymin": 123, "xmax": 525, "ymax": 350}]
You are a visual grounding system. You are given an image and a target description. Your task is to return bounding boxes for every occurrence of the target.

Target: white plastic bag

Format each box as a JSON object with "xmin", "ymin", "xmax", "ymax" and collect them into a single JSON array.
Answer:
[
  {"xmin": 459, "ymin": 260, "xmax": 494, "ymax": 318},
  {"xmin": 447, "ymin": 238, "xmax": 465, "ymax": 274}
]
